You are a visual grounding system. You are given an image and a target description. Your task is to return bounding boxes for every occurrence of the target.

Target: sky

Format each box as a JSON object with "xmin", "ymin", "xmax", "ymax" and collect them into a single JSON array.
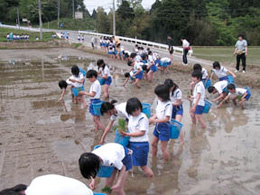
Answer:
[{"xmin": 84, "ymin": 0, "xmax": 156, "ymax": 13}]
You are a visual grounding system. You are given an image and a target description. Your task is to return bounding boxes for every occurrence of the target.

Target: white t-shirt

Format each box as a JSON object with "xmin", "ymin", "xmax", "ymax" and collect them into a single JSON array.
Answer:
[
  {"xmin": 89, "ymin": 80, "xmax": 101, "ymax": 99},
  {"xmin": 214, "ymin": 80, "xmax": 228, "ymax": 94},
  {"xmin": 92, "ymin": 143, "xmax": 125, "ymax": 170},
  {"xmin": 160, "ymin": 57, "xmax": 171, "ymax": 63},
  {"xmin": 156, "ymin": 100, "xmax": 172, "ymax": 121},
  {"xmin": 134, "ymin": 55, "xmax": 142, "ymax": 62},
  {"xmin": 213, "ymin": 66, "xmax": 228, "ymax": 78},
  {"xmin": 99, "ymin": 66, "xmax": 111, "ymax": 77},
  {"xmin": 134, "ymin": 62, "xmax": 143, "ymax": 71},
  {"xmin": 25, "ymin": 174, "xmax": 93, "ymax": 195},
  {"xmin": 66, "ymin": 72, "xmax": 84, "ymax": 88},
  {"xmin": 193, "ymin": 81, "xmax": 205, "ymax": 106},
  {"xmin": 182, "ymin": 39, "xmax": 190, "ymax": 48},
  {"xmin": 202, "ymin": 68, "xmax": 208, "ymax": 80},
  {"xmin": 228, "ymin": 88, "xmax": 247, "ymax": 97},
  {"xmin": 110, "ymin": 102, "xmax": 128, "ymax": 121},
  {"xmin": 148, "ymin": 55, "xmax": 154, "ymax": 64},
  {"xmin": 170, "ymin": 88, "xmax": 182, "ymax": 104},
  {"xmin": 128, "ymin": 112, "xmax": 149, "ymax": 142}
]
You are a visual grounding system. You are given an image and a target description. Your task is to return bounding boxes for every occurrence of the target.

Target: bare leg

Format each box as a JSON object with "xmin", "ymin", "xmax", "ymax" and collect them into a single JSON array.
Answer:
[
  {"xmin": 175, "ymin": 115, "xmax": 184, "ymax": 144},
  {"xmin": 152, "ymin": 136, "xmax": 159, "ymax": 157},
  {"xmin": 190, "ymin": 111, "xmax": 196, "ymax": 125},
  {"xmin": 106, "ymin": 169, "xmax": 118, "ymax": 187},
  {"xmin": 134, "ymin": 79, "xmax": 141, "ymax": 88},
  {"xmin": 103, "ymin": 84, "xmax": 109, "ymax": 100},
  {"xmin": 161, "ymin": 141, "xmax": 169, "ymax": 162},
  {"xmin": 196, "ymin": 114, "xmax": 206, "ymax": 129},
  {"xmin": 141, "ymin": 166, "xmax": 154, "ymax": 178},
  {"xmin": 93, "ymin": 116, "xmax": 105, "ymax": 131},
  {"xmin": 111, "ymin": 166, "xmax": 128, "ymax": 195}
]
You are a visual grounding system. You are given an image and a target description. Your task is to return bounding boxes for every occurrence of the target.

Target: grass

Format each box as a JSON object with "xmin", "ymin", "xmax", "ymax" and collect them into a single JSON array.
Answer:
[
  {"xmin": 0, "ymin": 27, "xmax": 55, "ymax": 42},
  {"xmin": 192, "ymin": 46, "xmax": 260, "ymax": 66}
]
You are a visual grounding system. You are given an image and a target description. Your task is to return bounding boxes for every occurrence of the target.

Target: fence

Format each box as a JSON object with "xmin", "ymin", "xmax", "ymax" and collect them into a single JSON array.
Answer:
[{"xmin": 78, "ymin": 30, "xmax": 193, "ymax": 56}]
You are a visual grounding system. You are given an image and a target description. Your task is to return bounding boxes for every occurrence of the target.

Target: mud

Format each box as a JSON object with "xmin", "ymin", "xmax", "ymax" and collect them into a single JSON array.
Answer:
[{"xmin": 0, "ymin": 48, "xmax": 260, "ymax": 194}]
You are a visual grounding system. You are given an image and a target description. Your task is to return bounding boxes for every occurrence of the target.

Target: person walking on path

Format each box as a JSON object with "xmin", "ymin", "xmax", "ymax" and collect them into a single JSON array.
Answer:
[
  {"xmin": 181, "ymin": 38, "xmax": 190, "ymax": 65},
  {"xmin": 167, "ymin": 36, "xmax": 174, "ymax": 62},
  {"xmin": 233, "ymin": 34, "xmax": 248, "ymax": 73}
]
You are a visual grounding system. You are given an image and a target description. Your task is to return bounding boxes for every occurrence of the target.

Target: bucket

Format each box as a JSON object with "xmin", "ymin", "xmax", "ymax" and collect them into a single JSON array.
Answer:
[
  {"xmin": 72, "ymin": 86, "xmax": 84, "ymax": 97},
  {"xmin": 114, "ymin": 129, "xmax": 130, "ymax": 147},
  {"xmin": 94, "ymin": 193, "xmax": 107, "ymax": 195},
  {"xmin": 227, "ymin": 75, "xmax": 234, "ymax": 84},
  {"xmin": 203, "ymin": 100, "xmax": 212, "ymax": 114},
  {"xmin": 98, "ymin": 77, "xmax": 105, "ymax": 85},
  {"xmin": 205, "ymin": 79, "xmax": 211, "ymax": 89},
  {"xmin": 170, "ymin": 120, "xmax": 183, "ymax": 139},
  {"xmin": 93, "ymin": 101, "xmax": 104, "ymax": 116},
  {"xmin": 142, "ymin": 103, "xmax": 151, "ymax": 118},
  {"xmin": 94, "ymin": 145, "xmax": 114, "ymax": 178}
]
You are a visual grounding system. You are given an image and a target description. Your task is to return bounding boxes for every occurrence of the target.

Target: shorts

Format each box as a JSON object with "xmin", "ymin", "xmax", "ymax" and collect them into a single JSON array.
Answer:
[
  {"xmin": 169, "ymin": 46, "xmax": 174, "ymax": 54},
  {"xmin": 159, "ymin": 61, "xmax": 171, "ymax": 67},
  {"xmin": 195, "ymin": 105, "xmax": 204, "ymax": 115},
  {"xmin": 154, "ymin": 59, "xmax": 160, "ymax": 66},
  {"xmin": 108, "ymin": 51, "xmax": 114, "ymax": 55},
  {"xmin": 150, "ymin": 64, "xmax": 157, "ymax": 72},
  {"xmin": 122, "ymin": 147, "xmax": 133, "ymax": 171},
  {"xmin": 219, "ymin": 76, "xmax": 228, "ymax": 81},
  {"xmin": 172, "ymin": 105, "xmax": 183, "ymax": 119},
  {"xmin": 244, "ymin": 87, "xmax": 251, "ymax": 100},
  {"xmin": 104, "ymin": 76, "xmax": 112, "ymax": 85},
  {"xmin": 72, "ymin": 86, "xmax": 84, "ymax": 97},
  {"xmin": 128, "ymin": 142, "xmax": 149, "ymax": 167},
  {"xmin": 89, "ymin": 99, "xmax": 101, "ymax": 116},
  {"xmin": 153, "ymin": 122, "xmax": 171, "ymax": 141},
  {"xmin": 135, "ymin": 71, "xmax": 143, "ymax": 80}
]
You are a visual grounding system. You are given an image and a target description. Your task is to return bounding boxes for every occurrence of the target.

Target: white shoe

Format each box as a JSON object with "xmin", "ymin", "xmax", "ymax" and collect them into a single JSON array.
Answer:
[
  {"xmin": 235, "ymin": 70, "xmax": 238, "ymax": 73},
  {"xmin": 242, "ymin": 70, "xmax": 246, "ymax": 73}
]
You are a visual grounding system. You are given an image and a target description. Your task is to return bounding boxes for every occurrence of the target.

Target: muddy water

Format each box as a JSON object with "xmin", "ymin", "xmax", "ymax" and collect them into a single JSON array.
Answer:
[{"xmin": 0, "ymin": 49, "xmax": 260, "ymax": 194}]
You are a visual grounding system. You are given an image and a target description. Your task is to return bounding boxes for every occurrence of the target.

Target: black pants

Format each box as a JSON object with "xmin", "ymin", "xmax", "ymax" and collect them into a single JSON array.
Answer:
[
  {"xmin": 183, "ymin": 49, "xmax": 189, "ymax": 64},
  {"xmin": 236, "ymin": 53, "xmax": 246, "ymax": 71}
]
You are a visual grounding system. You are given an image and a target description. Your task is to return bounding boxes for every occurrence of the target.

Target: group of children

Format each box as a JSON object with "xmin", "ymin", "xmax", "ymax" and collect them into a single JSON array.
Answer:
[
  {"xmin": 6, "ymin": 32, "xmax": 29, "ymax": 42},
  {"xmin": 54, "ymin": 48, "xmax": 253, "ymax": 193}
]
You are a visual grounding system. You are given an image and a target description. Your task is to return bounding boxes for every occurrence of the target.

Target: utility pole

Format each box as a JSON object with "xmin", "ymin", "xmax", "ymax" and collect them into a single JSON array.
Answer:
[
  {"xmin": 17, "ymin": 7, "xmax": 20, "ymax": 29},
  {"xmin": 38, "ymin": 0, "xmax": 42, "ymax": 40},
  {"xmin": 57, "ymin": 0, "xmax": 60, "ymax": 28},
  {"xmin": 72, "ymin": 0, "xmax": 75, "ymax": 19},
  {"xmin": 113, "ymin": 0, "xmax": 116, "ymax": 35}
]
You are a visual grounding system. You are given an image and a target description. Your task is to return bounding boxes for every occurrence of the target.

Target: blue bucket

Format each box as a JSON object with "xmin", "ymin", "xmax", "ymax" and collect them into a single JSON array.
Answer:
[
  {"xmin": 94, "ymin": 193, "xmax": 107, "ymax": 195},
  {"xmin": 114, "ymin": 129, "xmax": 130, "ymax": 147},
  {"xmin": 94, "ymin": 145, "xmax": 114, "ymax": 178},
  {"xmin": 72, "ymin": 86, "xmax": 84, "ymax": 97},
  {"xmin": 170, "ymin": 120, "xmax": 183, "ymax": 139},
  {"xmin": 98, "ymin": 77, "xmax": 105, "ymax": 85},
  {"xmin": 203, "ymin": 100, "xmax": 212, "ymax": 114},
  {"xmin": 227, "ymin": 75, "xmax": 234, "ymax": 84},
  {"xmin": 205, "ymin": 79, "xmax": 211, "ymax": 89},
  {"xmin": 142, "ymin": 103, "xmax": 151, "ymax": 118},
  {"xmin": 93, "ymin": 101, "xmax": 104, "ymax": 116}
]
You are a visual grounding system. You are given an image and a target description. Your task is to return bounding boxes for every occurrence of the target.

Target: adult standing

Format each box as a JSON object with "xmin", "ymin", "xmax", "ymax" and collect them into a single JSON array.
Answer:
[
  {"xmin": 233, "ymin": 34, "xmax": 248, "ymax": 73},
  {"xmin": 181, "ymin": 38, "xmax": 190, "ymax": 65},
  {"xmin": 167, "ymin": 36, "xmax": 174, "ymax": 62},
  {"xmin": 112, "ymin": 35, "xmax": 121, "ymax": 59}
]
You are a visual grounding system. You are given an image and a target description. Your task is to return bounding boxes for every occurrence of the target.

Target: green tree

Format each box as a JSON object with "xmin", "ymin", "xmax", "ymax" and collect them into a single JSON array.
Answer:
[{"xmin": 96, "ymin": 7, "xmax": 110, "ymax": 33}]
